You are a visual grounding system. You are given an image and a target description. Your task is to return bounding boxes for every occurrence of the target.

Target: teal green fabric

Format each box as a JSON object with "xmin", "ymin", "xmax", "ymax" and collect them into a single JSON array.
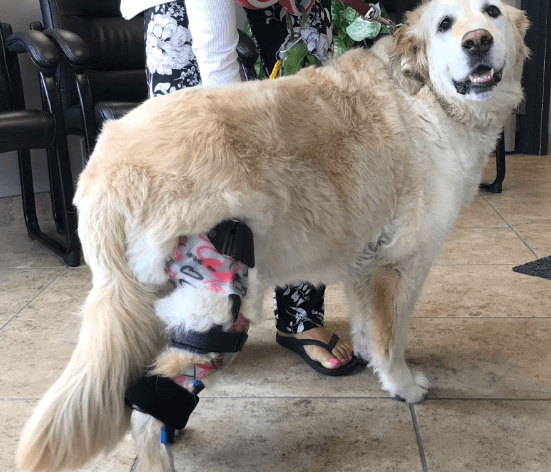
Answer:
[
  {"xmin": 246, "ymin": 1, "xmax": 392, "ymax": 77},
  {"xmin": 333, "ymin": 2, "xmax": 391, "ymax": 55}
]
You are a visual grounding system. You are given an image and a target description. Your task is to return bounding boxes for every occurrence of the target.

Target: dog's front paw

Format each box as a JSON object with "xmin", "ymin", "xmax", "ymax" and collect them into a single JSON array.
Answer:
[
  {"xmin": 413, "ymin": 371, "xmax": 430, "ymax": 390},
  {"xmin": 393, "ymin": 372, "xmax": 430, "ymax": 403},
  {"xmin": 354, "ymin": 344, "xmax": 370, "ymax": 365},
  {"xmin": 379, "ymin": 369, "xmax": 430, "ymax": 404}
]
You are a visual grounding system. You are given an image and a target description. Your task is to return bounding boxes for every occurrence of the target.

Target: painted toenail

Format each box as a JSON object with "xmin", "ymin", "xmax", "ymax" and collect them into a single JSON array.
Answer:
[{"xmin": 330, "ymin": 358, "xmax": 341, "ymax": 366}]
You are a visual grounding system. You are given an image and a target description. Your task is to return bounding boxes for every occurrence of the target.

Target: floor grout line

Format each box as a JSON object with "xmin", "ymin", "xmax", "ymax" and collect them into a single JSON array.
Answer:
[
  {"xmin": 0, "ymin": 269, "xmax": 66, "ymax": 333},
  {"xmin": 412, "ymin": 316, "xmax": 551, "ymax": 319},
  {"xmin": 0, "ymin": 266, "xmax": 70, "ymax": 272},
  {"xmin": 482, "ymin": 196, "xmax": 540, "ymax": 259},
  {"xmin": 0, "ymin": 398, "xmax": 40, "ymax": 401},
  {"xmin": 2, "ymin": 396, "xmax": 550, "ymax": 402},
  {"xmin": 423, "ymin": 397, "xmax": 551, "ymax": 402},
  {"xmin": 129, "ymin": 457, "xmax": 140, "ymax": 472},
  {"xmin": 410, "ymin": 404, "xmax": 429, "ymax": 472},
  {"xmin": 152, "ymin": 396, "xmax": 551, "ymax": 401}
]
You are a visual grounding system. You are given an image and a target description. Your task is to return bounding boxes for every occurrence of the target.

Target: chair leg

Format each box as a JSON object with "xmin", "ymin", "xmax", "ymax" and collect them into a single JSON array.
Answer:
[
  {"xmin": 42, "ymin": 74, "xmax": 81, "ymax": 266},
  {"xmin": 41, "ymin": 80, "xmax": 66, "ymax": 234},
  {"xmin": 17, "ymin": 146, "xmax": 80, "ymax": 267},
  {"xmin": 479, "ymin": 132, "xmax": 506, "ymax": 194},
  {"xmin": 46, "ymin": 145, "xmax": 67, "ymax": 234},
  {"xmin": 17, "ymin": 148, "xmax": 41, "ymax": 237},
  {"xmin": 51, "ymin": 139, "xmax": 81, "ymax": 267}
]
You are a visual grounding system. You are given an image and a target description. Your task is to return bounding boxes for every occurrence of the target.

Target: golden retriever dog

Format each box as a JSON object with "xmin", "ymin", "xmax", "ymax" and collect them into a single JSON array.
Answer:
[{"xmin": 17, "ymin": 0, "xmax": 529, "ymax": 470}]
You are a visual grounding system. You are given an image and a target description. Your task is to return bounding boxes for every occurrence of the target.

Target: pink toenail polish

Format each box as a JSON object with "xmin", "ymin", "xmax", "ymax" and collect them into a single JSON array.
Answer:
[{"xmin": 330, "ymin": 358, "xmax": 341, "ymax": 366}]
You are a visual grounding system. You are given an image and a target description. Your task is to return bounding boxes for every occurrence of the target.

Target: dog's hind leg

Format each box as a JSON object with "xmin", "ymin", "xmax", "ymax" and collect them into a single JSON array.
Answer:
[
  {"xmin": 131, "ymin": 410, "xmax": 176, "ymax": 472},
  {"xmin": 347, "ymin": 259, "xmax": 431, "ymax": 404}
]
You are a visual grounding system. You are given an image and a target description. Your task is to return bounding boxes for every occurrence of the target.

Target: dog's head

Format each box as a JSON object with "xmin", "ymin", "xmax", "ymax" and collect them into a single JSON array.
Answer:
[{"xmin": 389, "ymin": 0, "xmax": 529, "ymax": 106}]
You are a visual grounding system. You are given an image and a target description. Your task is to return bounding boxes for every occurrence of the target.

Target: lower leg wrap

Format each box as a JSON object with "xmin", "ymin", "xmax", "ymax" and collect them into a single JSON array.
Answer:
[
  {"xmin": 125, "ymin": 223, "xmax": 253, "ymax": 432},
  {"xmin": 125, "ymin": 374, "xmax": 199, "ymax": 431}
]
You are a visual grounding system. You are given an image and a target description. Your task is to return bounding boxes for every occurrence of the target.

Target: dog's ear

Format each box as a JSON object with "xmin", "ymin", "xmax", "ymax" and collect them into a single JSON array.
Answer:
[
  {"xmin": 510, "ymin": 6, "xmax": 530, "ymax": 39},
  {"xmin": 388, "ymin": 7, "xmax": 429, "ymax": 95},
  {"xmin": 505, "ymin": 5, "xmax": 531, "ymax": 65}
]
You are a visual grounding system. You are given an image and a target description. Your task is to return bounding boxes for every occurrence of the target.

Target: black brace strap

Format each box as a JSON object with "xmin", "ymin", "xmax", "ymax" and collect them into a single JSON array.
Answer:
[
  {"xmin": 171, "ymin": 293, "xmax": 248, "ymax": 355},
  {"xmin": 125, "ymin": 375, "xmax": 199, "ymax": 431},
  {"xmin": 172, "ymin": 327, "xmax": 248, "ymax": 355},
  {"xmin": 207, "ymin": 220, "xmax": 255, "ymax": 268}
]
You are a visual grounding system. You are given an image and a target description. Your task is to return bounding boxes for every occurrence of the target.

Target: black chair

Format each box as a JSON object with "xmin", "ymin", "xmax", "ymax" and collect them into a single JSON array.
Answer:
[
  {"xmin": 0, "ymin": 22, "xmax": 80, "ymax": 266},
  {"xmin": 33, "ymin": 0, "xmax": 148, "ymax": 156},
  {"xmin": 33, "ymin": 0, "xmax": 259, "ymax": 157}
]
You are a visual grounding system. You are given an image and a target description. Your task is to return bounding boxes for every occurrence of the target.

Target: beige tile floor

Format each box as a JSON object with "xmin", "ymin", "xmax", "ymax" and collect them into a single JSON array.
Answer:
[{"xmin": 1, "ymin": 154, "xmax": 550, "ymax": 472}]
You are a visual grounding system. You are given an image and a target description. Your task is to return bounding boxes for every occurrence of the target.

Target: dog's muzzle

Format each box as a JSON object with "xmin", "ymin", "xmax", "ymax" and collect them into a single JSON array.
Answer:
[
  {"xmin": 454, "ymin": 28, "xmax": 503, "ymax": 96},
  {"xmin": 453, "ymin": 65, "xmax": 503, "ymax": 95}
]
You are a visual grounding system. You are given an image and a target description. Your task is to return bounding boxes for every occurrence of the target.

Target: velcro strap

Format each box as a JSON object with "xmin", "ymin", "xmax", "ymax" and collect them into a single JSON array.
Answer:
[
  {"xmin": 207, "ymin": 220, "xmax": 255, "ymax": 268},
  {"xmin": 172, "ymin": 327, "xmax": 248, "ymax": 354},
  {"xmin": 125, "ymin": 375, "xmax": 199, "ymax": 430}
]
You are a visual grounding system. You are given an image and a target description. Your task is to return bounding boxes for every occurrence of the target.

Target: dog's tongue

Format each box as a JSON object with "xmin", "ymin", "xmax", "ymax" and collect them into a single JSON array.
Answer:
[{"xmin": 470, "ymin": 69, "xmax": 493, "ymax": 84}]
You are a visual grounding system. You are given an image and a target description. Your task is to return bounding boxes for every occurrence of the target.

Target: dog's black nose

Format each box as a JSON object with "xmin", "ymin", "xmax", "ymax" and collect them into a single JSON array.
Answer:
[{"xmin": 462, "ymin": 29, "xmax": 493, "ymax": 55}]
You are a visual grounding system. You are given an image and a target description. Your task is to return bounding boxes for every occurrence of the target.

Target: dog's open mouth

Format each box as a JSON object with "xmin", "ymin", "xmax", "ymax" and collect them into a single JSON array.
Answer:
[{"xmin": 453, "ymin": 66, "xmax": 503, "ymax": 95}]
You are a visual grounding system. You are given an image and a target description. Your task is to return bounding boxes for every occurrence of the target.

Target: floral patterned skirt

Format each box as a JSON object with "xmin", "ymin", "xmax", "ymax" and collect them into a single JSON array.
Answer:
[
  {"xmin": 144, "ymin": 0, "xmax": 331, "ymax": 333},
  {"xmin": 144, "ymin": 0, "xmax": 333, "ymax": 94}
]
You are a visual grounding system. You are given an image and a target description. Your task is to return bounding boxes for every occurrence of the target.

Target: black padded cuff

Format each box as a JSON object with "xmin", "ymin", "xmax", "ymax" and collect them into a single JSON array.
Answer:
[
  {"xmin": 125, "ymin": 375, "xmax": 199, "ymax": 430},
  {"xmin": 172, "ymin": 327, "xmax": 248, "ymax": 355},
  {"xmin": 207, "ymin": 220, "xmax": 255, "ymax": 268}
]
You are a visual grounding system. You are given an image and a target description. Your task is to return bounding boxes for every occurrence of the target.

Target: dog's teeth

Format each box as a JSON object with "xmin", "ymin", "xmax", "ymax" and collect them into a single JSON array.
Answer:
[
  {"xmin": 469, "ymin": 75, "xmax": 474, "ymax": 82},
  {"xmin": 491, "ymin": 68, "xmax": 495, "ymax": 76}
]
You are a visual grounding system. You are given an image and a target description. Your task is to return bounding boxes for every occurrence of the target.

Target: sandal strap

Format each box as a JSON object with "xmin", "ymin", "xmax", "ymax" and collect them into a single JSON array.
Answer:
[{"xmin": 277, "ymin": 333, "xmax": 339, "ymax": 353}]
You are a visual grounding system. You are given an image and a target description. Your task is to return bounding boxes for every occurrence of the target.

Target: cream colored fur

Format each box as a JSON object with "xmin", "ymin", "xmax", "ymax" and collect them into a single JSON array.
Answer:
[
  {"xmin": 17, "ymin": 0, "xmax": 528, "ymax": 470},
  {"xmin": 131, "ymin": 411, "xmax": 176, "ymax": 472}
]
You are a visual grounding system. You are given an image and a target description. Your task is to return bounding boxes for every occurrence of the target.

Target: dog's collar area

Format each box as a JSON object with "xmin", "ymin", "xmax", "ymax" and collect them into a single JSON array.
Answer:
[{"xmin": 453, "ymin": 66, "xmax": 503, "ymax": 95}]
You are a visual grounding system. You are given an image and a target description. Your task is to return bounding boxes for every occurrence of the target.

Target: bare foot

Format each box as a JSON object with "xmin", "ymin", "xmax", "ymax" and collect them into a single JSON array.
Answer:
[{"xmin": 277, "ymin": 327, "xmax": 354, "ymax": 370}]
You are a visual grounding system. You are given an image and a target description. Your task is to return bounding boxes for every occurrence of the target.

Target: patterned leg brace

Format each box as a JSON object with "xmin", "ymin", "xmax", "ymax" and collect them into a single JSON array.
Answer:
[
  {"xmin": 166, "ymin": 233, "xmax": 251, "ymax": 385},
  {"xmin": 127, "ymin": 227, "xmax": 253, "ymax": 438}
]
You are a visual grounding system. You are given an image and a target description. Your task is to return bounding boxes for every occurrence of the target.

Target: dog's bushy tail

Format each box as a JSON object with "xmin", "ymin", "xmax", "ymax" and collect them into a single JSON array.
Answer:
[{"xmin": 17, "ymin": 192, "xmax": 162, "ymax": 471}]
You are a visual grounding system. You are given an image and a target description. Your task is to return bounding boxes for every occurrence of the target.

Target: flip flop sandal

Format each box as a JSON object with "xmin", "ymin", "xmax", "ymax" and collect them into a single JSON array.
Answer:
[{"xmin": 276, "ymin": 332, "xmax": 359, "ymax": 376}]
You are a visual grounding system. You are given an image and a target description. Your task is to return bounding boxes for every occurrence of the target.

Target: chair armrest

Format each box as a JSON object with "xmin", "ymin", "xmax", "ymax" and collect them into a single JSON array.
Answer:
[
  {"xmin": 5, "ymin": 29, "xmax": 59, "ymax": 76},
  {"xmin": 42, "ymin": 28, "xmax": 90, "ymax": 71},
  {"xmin": 237, "ymin": 29, "xmax": 259, "ymax": 68},
  {"xmin": 41, "ymin": 30, "xmax": 94, "ymax": 153}
]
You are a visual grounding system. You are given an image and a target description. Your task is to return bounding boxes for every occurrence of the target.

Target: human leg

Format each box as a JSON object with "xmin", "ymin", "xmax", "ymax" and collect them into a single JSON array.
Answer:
[
  {"xmin": 145, "ymin": 0, "xmax": 202, "ymax": 98},
  {"xmin": 245, "ymin": 0, "xmax": 355, "ymax": 373},
  {"xmin": 274, "ymin": 283, "xmax": 356, "ymax": 372}
]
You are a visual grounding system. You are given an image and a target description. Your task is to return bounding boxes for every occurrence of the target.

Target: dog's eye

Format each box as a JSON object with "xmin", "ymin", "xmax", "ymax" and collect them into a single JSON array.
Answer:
[
  {"xmin": 485, "ymin": 5, "xmax": 501, "ymax": 18},
  {"xmin": 438, "ymin": 17, "xmax": 453, "ymax": 33}
]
